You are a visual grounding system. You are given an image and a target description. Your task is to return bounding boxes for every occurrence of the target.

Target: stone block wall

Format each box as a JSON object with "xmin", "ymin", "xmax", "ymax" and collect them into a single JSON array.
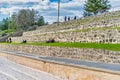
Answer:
[
  {"xmin": 10, "ymin": 10, "xmax": 120, "ymax": 43},
  {"xmin": 1, "ymin": 52, "xmax": 120, "ymax": 80},
  {"xmin": 23, "ymin": 18, "xmax": 120, "ymax": 36},
  {"xmin": 22, "ymin": 10, "xmax": 120, "ymax": 37},
  {"xmin": 0, "ymin": 44, "xmax": 120, "ymax": 64},
  {"xmin": 0, "ymin": 52, "xmax": 120, "ymax": 80},
  {"xmin": 11, "ymin": 29, "xmax": 120, "ymax": 43},
  {"xmin": 34, "ymin": 10, "xmax": 120, "ymax": 34}
]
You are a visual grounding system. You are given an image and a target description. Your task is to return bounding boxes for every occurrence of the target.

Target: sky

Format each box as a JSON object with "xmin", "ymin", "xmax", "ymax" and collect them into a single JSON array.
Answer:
[{"xmin": 0, "ymin": 0, "xmax": 120, "ymax": 24}]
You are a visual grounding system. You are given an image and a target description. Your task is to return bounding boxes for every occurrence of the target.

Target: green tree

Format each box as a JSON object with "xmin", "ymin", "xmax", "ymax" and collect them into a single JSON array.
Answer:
[
  {"xmin": 8, "ymin": 13, "xmax": 18, "ymax": 30},
  {"xmin": 36, "ymin": 16, "xmax": 45, "ymax": 26},
  {"xmin": 0, "ymin": 18, "xmax": 9, "ymax": 30},
  {"xmin": 17, "ymin": 9, "xmax": 33, "ymax": 30},
  {"xmin": 99, "ymin": 0, "xmax": 111, "ymax": 13},
  {"xmin": 84, "ymin": 0, "xmax": 111, "ymax": 15},
  {"xmin": 9, "ymin": 9, "xmax": 45, "ymax": 31}
]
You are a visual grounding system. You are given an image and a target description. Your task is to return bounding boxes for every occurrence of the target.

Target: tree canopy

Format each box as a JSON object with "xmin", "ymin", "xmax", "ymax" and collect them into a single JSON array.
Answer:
[
  {"xmin": 0, "ymin": 9, "xmax": 46, "ymax": 36},
  {"xmin": 36, "ymin": 16, "xmax": 45, "ymax": 26},
  {"xmin": 10, "ymin": 9, "xmax": 45, "ymax": 30},
  {"xmin": 0, "ymin": 18, "xmax": 9, "ymax": 30},
  {"xmin": 84, "ymin": 0, "xmax": 111, "ymax": 16}
]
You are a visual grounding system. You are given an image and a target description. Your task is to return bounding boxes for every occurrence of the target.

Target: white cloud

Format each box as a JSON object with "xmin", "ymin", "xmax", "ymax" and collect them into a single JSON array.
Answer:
[
  {"xmin": 0, "ymin": 0, "xmax": 120, "ymax": 24},
  {"xmin": 0, "ymin": 0, "xmax": 40, "ymax": 3},
  {"xmin": 109, "ymin": 0, "xmax": 120, "ymax": 12},
  {"xmin": 0, "ymin": 0, "xmax": 85, "ymax": 23}
]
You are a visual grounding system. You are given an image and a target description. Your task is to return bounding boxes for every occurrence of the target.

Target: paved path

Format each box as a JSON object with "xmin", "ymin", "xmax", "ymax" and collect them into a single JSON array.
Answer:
[
  {"xmin": 40, "ymin": 56, "xmax": 120, "ymax": 72},
  {"xmin": 0, "ymin": 49, "xmax": 120, "ymax": 73},
  {"xmin": 0, "ymin": 57, "xmax": 60, "ymax": 80}
]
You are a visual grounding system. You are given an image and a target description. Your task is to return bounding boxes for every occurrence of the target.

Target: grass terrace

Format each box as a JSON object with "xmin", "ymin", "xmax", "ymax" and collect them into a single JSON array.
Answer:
[
  {"xmin": 1, "ymin": 42, "xmax": 120, "ymax": 52},
  {"xmin": 52, "ymin": 26, "xmax": 120, "ymax": 34},
  {"xmin": 35, "ymin": 26, "xmax": 120, "ymax": 35}
]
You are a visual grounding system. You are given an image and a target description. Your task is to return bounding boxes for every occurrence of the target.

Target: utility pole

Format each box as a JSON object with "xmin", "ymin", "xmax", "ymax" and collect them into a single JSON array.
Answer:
[
  {"xmin": 57, "ymin": 0, "xmax": 60, "ymax": 26},
  {"xmin": 8, "ymin": 13, "xmax": 11, "ymax": 30}
]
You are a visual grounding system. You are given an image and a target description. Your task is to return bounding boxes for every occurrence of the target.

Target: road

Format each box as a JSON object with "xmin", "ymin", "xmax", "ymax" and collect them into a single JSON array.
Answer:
[
  {"xmin": 0, "ymin": 57, "xmax": 60, "ymax": 80},
  {"xmin": 39, "ymin": 56, "xmax": 120, "ymax": 72}
]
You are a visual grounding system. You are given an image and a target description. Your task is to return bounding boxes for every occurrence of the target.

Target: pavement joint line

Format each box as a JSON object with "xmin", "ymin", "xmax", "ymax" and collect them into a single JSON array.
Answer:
[
  {"xmin": 11, "ymin": 68, "xmax": 42, "ymax": 80},
  {"xmin": 0, "ymin": 70, "xmax": 19, "ymax": 80}
]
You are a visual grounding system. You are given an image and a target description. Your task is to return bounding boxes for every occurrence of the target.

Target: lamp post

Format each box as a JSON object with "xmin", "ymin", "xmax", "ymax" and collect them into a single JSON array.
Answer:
[{"xmin": 57, "ymin": 0, "xmax": 60, "ymax": 26}]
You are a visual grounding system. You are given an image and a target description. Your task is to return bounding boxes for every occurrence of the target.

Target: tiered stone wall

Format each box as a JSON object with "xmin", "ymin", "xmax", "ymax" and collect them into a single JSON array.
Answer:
[
  {"xmin": 11, "ymin": 29, "xmax": 120, "ymax": 43},
  {"xmin": 23, "ymin": 17, "xmax": 120, "ymax": 36},
  {"xmin": 33, "ymin": 10, "xmax": 120, "ymax": 33},
  {"xmin": 10, "ymin": 10, "xmax": 120, "ymax": 43},
  {"xmin": 0, "ymin": 44, "xmax": 120, "ymax": 64}
]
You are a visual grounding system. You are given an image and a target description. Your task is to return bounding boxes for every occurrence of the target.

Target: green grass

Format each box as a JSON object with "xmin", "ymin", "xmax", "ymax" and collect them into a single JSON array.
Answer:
[
  {"xmin": 58, "ymin": 26, "xmax": 120, "ymax": 34},
  {"xmin": 1, "ymin": 42, "xmax": 120, "ymax": 52}
]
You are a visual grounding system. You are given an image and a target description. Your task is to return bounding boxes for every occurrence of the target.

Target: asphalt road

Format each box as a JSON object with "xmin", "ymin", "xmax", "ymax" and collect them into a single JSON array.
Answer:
[{"xmin": 39, "ymin": 56, "xmax": 120, "ymax": 72}]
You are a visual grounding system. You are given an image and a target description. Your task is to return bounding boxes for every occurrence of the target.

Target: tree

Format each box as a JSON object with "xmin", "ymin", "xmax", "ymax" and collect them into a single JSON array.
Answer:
[
  {"xmin": 36, "ymin": 16, "xmax": 45, "ymax": 26},
  {"xmin": 9, "ymin": 9, "xmax": 45, "ymax": 31},
  {"xmin": 0, "ymin": 18, "xmax": 9, "ymax": 30},
  {"xmin": 99, "ymin": 0, "xmax": 111, "ymax": 13},
  {"xmin": 8, "ymin": 13, "xmax": 18, "ymax": 30},
  {"xmin": 17, "ymin": 9, "xmax": 34, "ymax": 30},
  {"xmin": 84, "ymin": 0, "xmax": 111, "ymax": 15},
  {"xmin": 11, "ymin": 9, "xmax": 39, "ymax": 30}
]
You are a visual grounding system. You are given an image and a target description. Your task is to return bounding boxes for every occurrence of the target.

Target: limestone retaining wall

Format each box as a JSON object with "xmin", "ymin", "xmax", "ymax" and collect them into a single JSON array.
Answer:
[
  {"xmin": 23, "ymin": 18, "xmax": 120, "ymax": 36},
  {"xmin": 31, "ymin": 10, "xmax": 120, "ymax": 34},
  {"xmin": 0, "ymin": 44, "xmax": 120, "ymax": 64},
  {"xmin": 10, "ymin": 10, "xmax": 120, "ymax": 43},
  {"xmin": 0, "ymin": 51, "xmax": 120, "ymax": 80},
  {"xmin": 11, "ymin": 29, "xmax": 120, "ymax": 43}
]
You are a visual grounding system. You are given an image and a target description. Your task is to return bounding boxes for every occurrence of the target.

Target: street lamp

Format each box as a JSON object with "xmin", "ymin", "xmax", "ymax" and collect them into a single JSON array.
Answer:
[{"xmin": 57, "ymin": 0, "xmax": 60, "ymax": 26}]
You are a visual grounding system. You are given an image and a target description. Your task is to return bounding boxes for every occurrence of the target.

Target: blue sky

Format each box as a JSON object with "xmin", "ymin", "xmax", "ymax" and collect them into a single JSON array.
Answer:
[{"xmin": 0, "ymin": 0, "xmax": 120, "ymax": 24}]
